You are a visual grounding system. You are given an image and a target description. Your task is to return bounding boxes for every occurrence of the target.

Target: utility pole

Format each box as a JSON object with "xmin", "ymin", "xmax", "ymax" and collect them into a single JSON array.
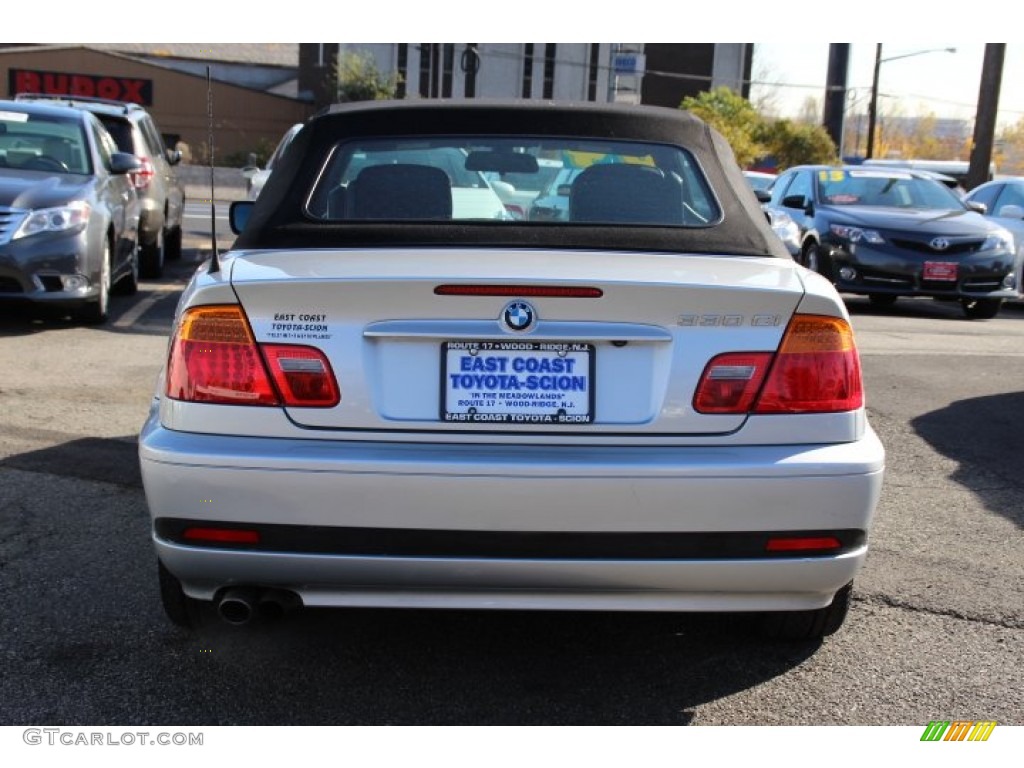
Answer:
[
  {"xmin": 966, "ymin": 43, "xmax": 1005, "ymax": 191},
  {"xmin": 866, "ymin": 44, "xmax": 882, "ymax": 159},
  {"xmin": 823, "ymin": 44, "xmax": 850, "ymax": 155}
]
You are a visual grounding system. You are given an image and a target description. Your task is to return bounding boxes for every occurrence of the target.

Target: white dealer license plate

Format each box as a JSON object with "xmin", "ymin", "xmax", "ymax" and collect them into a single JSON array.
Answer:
[{"xmin": 442, "ymin": 341, "xmax": 594, "ymax": 424}]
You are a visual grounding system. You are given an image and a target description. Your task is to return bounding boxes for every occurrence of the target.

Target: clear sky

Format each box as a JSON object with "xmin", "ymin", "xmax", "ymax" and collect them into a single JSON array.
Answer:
[
  {"xmin": 52, "ymin": 1, "xmax": 1020, "ymax": 132},
  {"xmin": 750, "ymin": 43, "xmax": 1024, "ymax": 129}
]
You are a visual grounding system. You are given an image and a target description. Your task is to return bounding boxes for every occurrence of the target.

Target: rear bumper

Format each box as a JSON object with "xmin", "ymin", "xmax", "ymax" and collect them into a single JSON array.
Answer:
[{"xmin": 140, "ymin": 416, "xmax": 885, "ymax": 611}]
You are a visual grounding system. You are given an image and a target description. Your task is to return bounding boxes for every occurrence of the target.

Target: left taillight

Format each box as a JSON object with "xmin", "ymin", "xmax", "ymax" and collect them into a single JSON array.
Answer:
[
  {"xmin": 693, "ymin": 314, "xmax": 863, "ymax": 415},
  {"xmin": 165, "ymin": 305, "xmax": 339, "ymax": 407}
]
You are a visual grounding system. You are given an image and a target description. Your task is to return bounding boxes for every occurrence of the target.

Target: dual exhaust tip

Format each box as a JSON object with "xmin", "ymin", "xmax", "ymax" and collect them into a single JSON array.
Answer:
[{"xmin": 217, "ymin": 587, "xmax": 301, "ymax": 625}]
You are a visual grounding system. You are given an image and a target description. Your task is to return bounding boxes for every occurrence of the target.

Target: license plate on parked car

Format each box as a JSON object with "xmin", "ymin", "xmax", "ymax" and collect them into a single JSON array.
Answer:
[
  {"xmin": 442, "ymin": 341, "xmax": 594, "ymax": 423},
  {"xmin": 923, "ymin": 261, "xmax": 958, "ymax": 281}
]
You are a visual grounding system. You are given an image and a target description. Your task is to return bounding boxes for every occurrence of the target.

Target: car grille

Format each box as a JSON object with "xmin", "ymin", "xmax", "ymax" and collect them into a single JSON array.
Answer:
[
  {"xmin": 890, "ymin": 237, "xmax": 981, "ymax": 255},
  {"xmin": 0, "ymin": 206, "xmax": 27, "ymax": 246}
]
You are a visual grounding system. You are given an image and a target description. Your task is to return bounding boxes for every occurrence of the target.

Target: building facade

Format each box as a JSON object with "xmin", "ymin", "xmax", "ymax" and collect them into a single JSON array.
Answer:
[{"xmin": 304, "ymin": 43, "xmax": 752, "ymax": 111}]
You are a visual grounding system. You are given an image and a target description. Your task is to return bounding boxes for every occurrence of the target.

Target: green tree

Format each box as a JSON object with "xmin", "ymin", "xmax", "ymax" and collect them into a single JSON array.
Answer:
[
  {"xmin": 681, "ymin": 86, "xmax": 839, "ymax": 171},
  {"xmin": 757, "ymin": 119, "xmax": 838, "ymax": 169},
  {"xmin": 681, "ymin": 87, "xmax": 766, "ymax": 168},
  {"xmin": 336, "ymin": 50, "xmax": 400, "ymax": 103}
]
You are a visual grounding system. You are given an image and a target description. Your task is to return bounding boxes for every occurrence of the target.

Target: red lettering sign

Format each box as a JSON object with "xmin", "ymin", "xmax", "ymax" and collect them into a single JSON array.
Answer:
[
  {"xmin": 42, "ymin": 73, "xmax": 69, "ymax": 93},
  {"xmin": 70, "ymin": 75, "xmax": 95, "ymax": 97},
  {"xmin": 15, "ymin": 71, "xmax": 40, "ymax": 93},
  {"xmin": 119, "ymin": 79, "xmax": 145, "ymax": 103},
  {"xmin": 8, "ymin": 68, "xmax": 154, "ymax": 105}
]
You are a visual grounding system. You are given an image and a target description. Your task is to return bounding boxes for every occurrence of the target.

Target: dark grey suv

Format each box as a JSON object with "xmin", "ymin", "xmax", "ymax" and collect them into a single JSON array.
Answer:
[{"xmin": 16, "ymin": 95, "xmax": 185, "ymax": 278}]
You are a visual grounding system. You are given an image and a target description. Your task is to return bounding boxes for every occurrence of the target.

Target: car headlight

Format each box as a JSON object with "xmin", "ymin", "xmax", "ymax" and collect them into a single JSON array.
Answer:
[
  {"xmin": 829, "ymin": 223, "xmax": 884, "ymax": 244},
  {"xmin": 12, "ymin": 201, "xmax": 91, "ymax": 240},
  {"xmin": 981, "ymin": 228, "xmax": 1013, "ymax": 252},
  {"xmin": 769, "ymin": 210, "xmax": 799, "ymax": 241}
]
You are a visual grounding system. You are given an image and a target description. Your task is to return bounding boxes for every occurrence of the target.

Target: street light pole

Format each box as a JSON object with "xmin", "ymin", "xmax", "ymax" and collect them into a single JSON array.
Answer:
[{"xmin": 865, "ymin": 45, "xmax": 956, "ymax": 160}]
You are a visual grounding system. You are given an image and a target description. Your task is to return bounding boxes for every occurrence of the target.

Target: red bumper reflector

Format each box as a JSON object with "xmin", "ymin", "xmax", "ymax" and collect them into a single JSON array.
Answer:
[
  {"xmin": 434, "ymin": 284, "xmax": 603, "ymax": 298},
  {"xmin": 183, "ymin": 527, "xmax": 260, "ymax": 545},
  {"xmin": 765, "ymin": 536, "xmax": 842, "ymax": 552}
]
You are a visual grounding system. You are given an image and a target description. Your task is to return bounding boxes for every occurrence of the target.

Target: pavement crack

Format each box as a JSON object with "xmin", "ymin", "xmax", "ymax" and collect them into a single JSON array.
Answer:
[{"xmin": 855, "ymin": 592, "xmax": 1024, "ymax": 630}]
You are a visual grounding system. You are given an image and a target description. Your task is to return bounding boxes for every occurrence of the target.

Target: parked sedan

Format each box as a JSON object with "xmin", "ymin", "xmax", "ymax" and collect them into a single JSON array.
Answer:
[
  {"xmin": 142, "ymin": 101, "xmax": 883, "ymax": 641},
  {"xmin": 744, "ymin": 170, "xmax": 799, "ymax": 257},
  {"xmin": 964, "ymin": 177, "xmax": 1024, "ymax": 292},
  {"xmin": 766, "ymin": 165, "xmax": 1017, "ymax": 318},
  {"xmin": 0, "ymin": 99, "xmax": 141, "ymax": 322}
]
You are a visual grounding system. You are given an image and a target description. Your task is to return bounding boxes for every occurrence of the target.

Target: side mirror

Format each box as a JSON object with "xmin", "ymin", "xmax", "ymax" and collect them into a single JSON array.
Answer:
[
  {"xmin": 166, "ymin": 149, "xmax": 182, "ymax": 166},
  {"xmin": 109, "ymin": 152, "xmax": 143, "ymax": 175},
  {"xmin": 754, "ymin": 189, "xmax": 771, "ymax": 204},
  {"xmin": 966, "ymin": 200, "xmax": 987, "ymax": 214},
  {"xmin": 997, "ymin": 204, "xmax": 1024, "ymax": 220},
  {"xmin": 782, "ymin": 194, "xmax": 808, "ymax": 211},
  {"xmin": 229, "ymin": 201, "xmax": 255, "ymax": 235}
]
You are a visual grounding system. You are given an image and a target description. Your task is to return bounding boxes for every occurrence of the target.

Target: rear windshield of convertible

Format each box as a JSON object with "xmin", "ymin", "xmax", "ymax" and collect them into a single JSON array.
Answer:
[{"xmin": 305, "ymin": 137, "xmax": 721, "ymax": 227}]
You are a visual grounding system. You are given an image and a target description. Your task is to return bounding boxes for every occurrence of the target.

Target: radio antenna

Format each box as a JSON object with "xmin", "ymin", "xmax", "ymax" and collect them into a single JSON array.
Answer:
[{"xmin": 206, "ymin": 65, "xmax": 220, "ymax": 274}]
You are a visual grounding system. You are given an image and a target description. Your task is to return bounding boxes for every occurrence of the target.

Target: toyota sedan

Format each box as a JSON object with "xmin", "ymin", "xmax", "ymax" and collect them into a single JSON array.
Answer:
[
  {"xmin": 765, "ymin": 165, "xmax": 1017, "ymax": 318},
  {"xmin": 140, "ymin": 101, "xmax": 884, "ymax": 641}
]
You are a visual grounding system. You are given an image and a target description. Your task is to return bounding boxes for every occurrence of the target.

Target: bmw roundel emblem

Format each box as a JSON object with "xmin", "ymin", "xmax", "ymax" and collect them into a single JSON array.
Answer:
[
  {"xmin": 502, "ymin": 300, "xmax": 536, "ymax": 332},
  {"xmin": 930, "ymin": 237, "xmax": 951, "ymax": 251}
]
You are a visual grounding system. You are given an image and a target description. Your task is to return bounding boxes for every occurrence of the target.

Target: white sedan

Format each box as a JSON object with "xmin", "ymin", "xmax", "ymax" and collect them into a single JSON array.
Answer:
[{"xmin": 141, "ymin": 100, "xmax": 884, "ymax": 641}]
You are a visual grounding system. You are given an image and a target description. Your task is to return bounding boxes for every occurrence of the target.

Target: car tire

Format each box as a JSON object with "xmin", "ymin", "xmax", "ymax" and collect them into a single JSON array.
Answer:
[
  {"xmin": 758, "ymin": 582, "xmax": 853, "ymax": 641},
  {"xmin": 868, "ymin": 294, "xmax": 898, "ymax": 308},
  {"xmin": 801, "ymin": 241, "xmax": 821, "ymax": 273},
  {"xmin": 165, "ymin": 224, "xmax": 183, "ymax": 261},
  {"xmin": 158, "ymin": 560, "xmax": 204, "ymax": 629},
  {"xmin": 961, "ymin": 297, "xmax": 1003, "ymax": 320},
  {"xmin": 75, "ymin": 237, "xmax": 112, "ymax": 324},
  {"xmin": 139, "ymin": 226, "xmax": 165, "ymax": 279},
  {"xmin": 113, "ymin": 242, "xmax": 139, "ymax": 296}
]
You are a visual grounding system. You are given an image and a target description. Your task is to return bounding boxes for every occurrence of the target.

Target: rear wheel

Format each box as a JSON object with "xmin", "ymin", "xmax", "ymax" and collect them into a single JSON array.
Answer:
[
  {"xmin": 759, "ymin": 582, "xmax": 853, "ymax": 641},
  {"xmin": 961, "ymin": 297, "xmax": 1002, "ymax": 319},
  {"xmin": 165, "ymin": 224, "xmax": 183, "ymax": 261},
  {"xmin": 139, "ymin": 226, "xmax": 165, "ymax": 279},
  {"xmin": 158, "ymin": 560, "xmax": 203, "ymax": 629}
]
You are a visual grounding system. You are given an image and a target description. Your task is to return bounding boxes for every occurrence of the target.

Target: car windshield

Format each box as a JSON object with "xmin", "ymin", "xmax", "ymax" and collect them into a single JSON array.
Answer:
[
  {"xmin": 306, "ymin": 136, "xmax": 720, "ymax": 226},
  {"xmin": 817, "ymin": 169, "xmax": 964, "ymax": 210},
  {"xmin": 0, "ymin": 109, "xmax": 90, "ymax": 174}
]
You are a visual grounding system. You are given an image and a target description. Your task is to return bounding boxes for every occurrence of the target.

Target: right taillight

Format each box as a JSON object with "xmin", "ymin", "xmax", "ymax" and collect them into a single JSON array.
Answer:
[
  {"xmin": 755, "ymin": 314, "xmax": 862, "ymax": 413},
  {"xmin": 165, "ymin": 305, "xmax": 339, "ymax": 407},
  {"xmin": 693, "ymin": 314, "xmax": 863, "ymax": 415}
]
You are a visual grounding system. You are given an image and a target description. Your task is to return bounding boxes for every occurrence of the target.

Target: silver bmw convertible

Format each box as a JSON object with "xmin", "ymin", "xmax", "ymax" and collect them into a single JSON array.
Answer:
[{"xmin": 139, "ymin": 100, "xmax": 884, "ymax": 640}]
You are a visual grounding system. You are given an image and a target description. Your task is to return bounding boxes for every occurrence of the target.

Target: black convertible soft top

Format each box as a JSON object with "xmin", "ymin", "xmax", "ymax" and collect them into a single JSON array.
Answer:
[{"xmin": 234, "ymin": 99, "xmax": 789, "ymax": 259}]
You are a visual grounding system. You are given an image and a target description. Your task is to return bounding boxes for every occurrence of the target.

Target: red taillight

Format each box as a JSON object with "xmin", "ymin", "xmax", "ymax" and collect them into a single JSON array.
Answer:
[
  {"xmin": 755, "ymin": 315, "xmax": 863, "ymax": 413},
  {"xmin": 692, "ymin": 315, "xmax": 863, "ymax": 415},
  {"xmin": 261, "ymin": 344, "xmax": 340, "ymax": 407},
  {"xmin": 765, "ymin": 536, "xmax": 841, "ymax": 552},
  {"xmin": 165, "ymin": 305, "xmax": 340, "ymax": 407},
  {"xmin": 693, "ymin": 352, "xmax": 773, "ymax": 414},
  {"xmin": 166, "ymin": 305, "xmax": 279, "ymax": 405},
  {"xmin": 504, "ymin": 203, "xmax": 527, "ymax": 219},
  {"xmin": 130, "ymin": 156, "xmax": 155, "ymax": 190},
  {"xmin": 183, "ymin": 527, "xmax": 260, "ymax": 545}
]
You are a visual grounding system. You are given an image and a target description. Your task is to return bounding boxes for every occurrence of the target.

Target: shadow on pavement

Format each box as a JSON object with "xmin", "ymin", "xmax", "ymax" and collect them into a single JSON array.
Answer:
[
  {"xmin": 911, "ymin": 391, "xmax": 1024, "ymax": 528},
  {"xmin": 0, "ymin": 434, "xmax": 823, "ymax": 726}
]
